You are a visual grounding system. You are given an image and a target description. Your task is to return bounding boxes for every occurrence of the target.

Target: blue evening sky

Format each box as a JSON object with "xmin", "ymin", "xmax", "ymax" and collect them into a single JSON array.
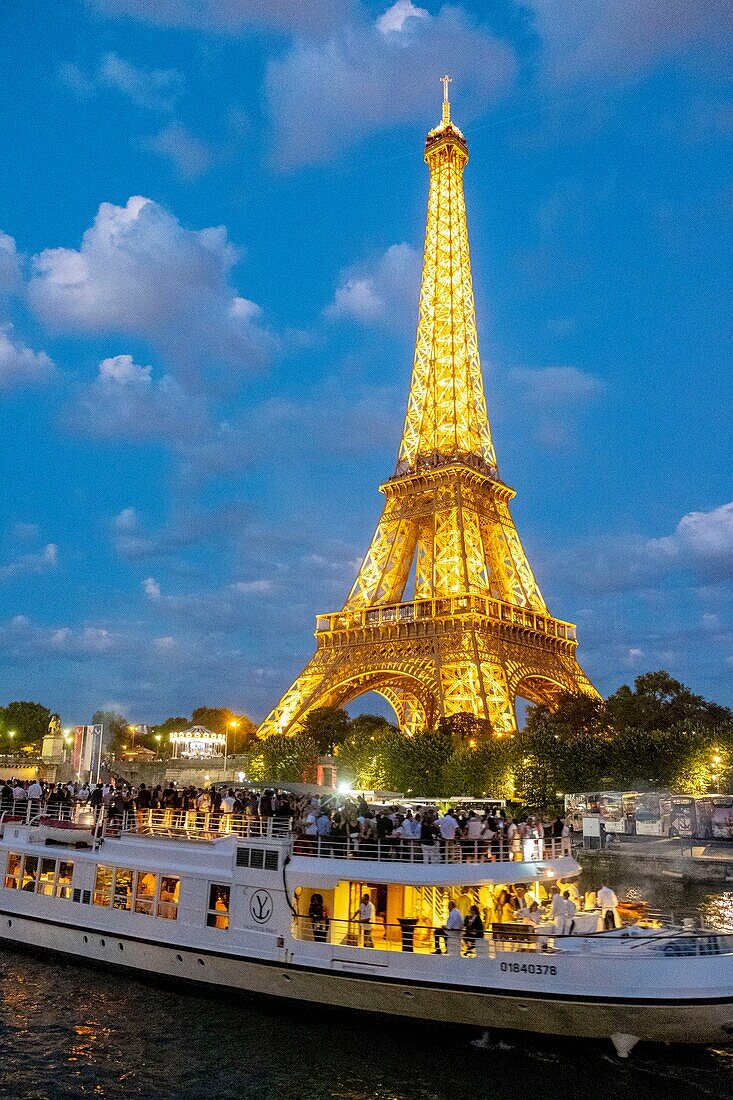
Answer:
[{"xmin": 0, "ymin": 0, "xmax": 731, "ymax": 725}]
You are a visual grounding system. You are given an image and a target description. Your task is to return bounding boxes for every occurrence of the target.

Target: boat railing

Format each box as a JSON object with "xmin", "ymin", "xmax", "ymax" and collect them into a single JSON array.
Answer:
[
  {"xmin": 291, "ymin": 915, "xmax": 733, "ymax": 957},
  {"xmin": 0, "ymin": 802, "xmax": 292, "ymax": 841},
  {"xmin": 291, "ymin": 834, "xmax": 572, "ymax": 864}
]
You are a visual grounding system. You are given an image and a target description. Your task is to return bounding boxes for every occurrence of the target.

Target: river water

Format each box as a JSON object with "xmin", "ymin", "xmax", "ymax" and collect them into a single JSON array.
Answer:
[{"xmin": 0, "ymin": 871, "xmax": 730, "ymax": 1100}]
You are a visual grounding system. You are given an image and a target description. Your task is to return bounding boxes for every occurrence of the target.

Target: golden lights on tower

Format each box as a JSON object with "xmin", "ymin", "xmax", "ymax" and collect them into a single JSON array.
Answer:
[{"xmin": 258, "ymin": 79, "xmax": 599, "ymax": 740}]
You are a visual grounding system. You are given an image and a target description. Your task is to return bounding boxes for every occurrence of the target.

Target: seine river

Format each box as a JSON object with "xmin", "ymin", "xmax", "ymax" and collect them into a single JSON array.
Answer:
[{"xmin": 0, "ymin": 873, "xmax": 731, "ymax": 1100}]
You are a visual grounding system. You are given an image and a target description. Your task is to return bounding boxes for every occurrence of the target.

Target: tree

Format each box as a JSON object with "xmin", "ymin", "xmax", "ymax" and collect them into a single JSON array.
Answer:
[
  {"xmin": 437, "ymin": 712, "xmax": 492, "ymax": 745},
  {"xmin": 91, "ymin": 710, "xmax": 129, "ymax": 752},
  {"xmin": 442, "ymin": 741, "xmax": 514, "ymax": 798},
  {"xmin": 190, "ymin": 707, "xmax": 258, "ymax": 752},
  {"xmin": 381, "ymin": 730, "xmax": 454, "ymax": 797},
  {"xmin": 260, "ymin": 733, "xmax": 319, "ymax": 783},
  {"xmin": 301, "ymin": 707, "xmax": 350, "ymax": 755},
  {"xmin": 0, "ymin": 700, "xmax": 52, "ymax": 749},
  {"xmin": 338, "ymin": 718, "xmax": 393, "ymax": 789},
  {"xmin": 606, "ymin": 671, "xmax": 732, "ymax": 733}
]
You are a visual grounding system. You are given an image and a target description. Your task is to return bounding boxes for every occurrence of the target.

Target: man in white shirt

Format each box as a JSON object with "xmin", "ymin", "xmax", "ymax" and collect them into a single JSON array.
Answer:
[
  {"xmin": 353, "ymin": 893, "xmax": 375, "ymax": 947},
  {"xmin": 597, "ymin": 883, "xmax": 620, "ymax": 929},
  {"xmin": 437, "ymin": 810, "xmax": 459, "ymax": 861},
  {"xmin": 220, "ymin": 789, "xmax": 236, "ymax": 814},
  {"xmin": 433, "ymin": 899, "xmax": 463, "ymax": 954}
]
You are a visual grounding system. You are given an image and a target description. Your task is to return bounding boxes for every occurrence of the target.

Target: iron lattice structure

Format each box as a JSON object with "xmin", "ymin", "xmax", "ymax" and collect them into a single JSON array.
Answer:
[{"xmin": 259, "ymin": 84, "xmax": 598, "ymax": 739}]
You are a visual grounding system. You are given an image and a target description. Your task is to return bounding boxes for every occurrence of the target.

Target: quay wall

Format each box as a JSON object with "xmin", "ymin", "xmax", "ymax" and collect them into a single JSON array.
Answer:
[{"xmin": 577, "ymin": 846, "xmax": 733, "ymax": 885}]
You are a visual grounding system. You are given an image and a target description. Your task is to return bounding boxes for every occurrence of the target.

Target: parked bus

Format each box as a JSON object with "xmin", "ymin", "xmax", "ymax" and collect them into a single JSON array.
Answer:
[
  {"xmin": 564, "ymin": 791, "xmax": 639, "ymax": 834},
  {"xmin": 633, "ymin": 791, "xmax": 672, "ymax": 836}
]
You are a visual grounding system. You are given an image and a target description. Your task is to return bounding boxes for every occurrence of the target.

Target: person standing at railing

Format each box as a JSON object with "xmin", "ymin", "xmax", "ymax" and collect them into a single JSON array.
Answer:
[
  {"xmin": 27, "ymin": 778, "xmax": 42, "ymax": 819},
  {"xmin": 463, "ymin": 904, "xmax": 485, "ymax": 955},
  {"xmin": 437, "ymin": 808, "xmax": 459, "ymax": 861},
  {"xmin": 434, "ymin": 899, "xmax": 463, "ymax": 955},
  {"xmin": 462, "ymin": 811, "xmax": 485, "ymax": 862},
  {"xmin": 352, "ymin": 893, "xmax": 375, "ymax": 948},
  {"xmin": 420, "ymin": 815, "xmax": 440, "ymax": 863},
  {"xmin": 597, "ymin": 883, "xmax": 620, "ymax": 930},
  {"xmin": 308, "ymin": 893, "xmax": 330, "ymax": 942}
]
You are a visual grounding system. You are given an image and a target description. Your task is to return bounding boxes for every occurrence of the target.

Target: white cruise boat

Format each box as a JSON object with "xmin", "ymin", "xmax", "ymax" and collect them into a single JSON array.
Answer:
[{"xmin": 0, "ymin": 807, "xmax": 731, "ymax": 1059}]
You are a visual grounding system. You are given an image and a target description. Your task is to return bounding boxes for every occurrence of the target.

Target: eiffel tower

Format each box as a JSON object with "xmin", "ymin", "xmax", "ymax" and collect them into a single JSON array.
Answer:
[{"xmin": 259, "ymin": 78, "xmax": 598, "ymax": 739}]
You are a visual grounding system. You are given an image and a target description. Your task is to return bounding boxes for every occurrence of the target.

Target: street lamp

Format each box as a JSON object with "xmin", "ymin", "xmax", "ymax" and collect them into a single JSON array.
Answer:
[
  {"xmin": 154, "ymin": 734, "xmax": 161, "ymax": 757},
  {"xmin": 227, "ymin": 720, "xmax": 238, "ymax": 775}
]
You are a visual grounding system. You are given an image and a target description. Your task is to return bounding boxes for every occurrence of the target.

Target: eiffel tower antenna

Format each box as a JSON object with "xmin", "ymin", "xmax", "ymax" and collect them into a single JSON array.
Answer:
[
  {"xmin": 441, "ymin": 74, "xmax": 452, "ymax": 124},
  {"xmin": 258, "ymin": 86, "xmax": 599, "ymax": 740}
]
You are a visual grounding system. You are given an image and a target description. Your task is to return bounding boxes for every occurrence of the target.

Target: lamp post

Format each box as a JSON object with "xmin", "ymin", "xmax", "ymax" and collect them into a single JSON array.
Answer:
[
  {"xmin": 711, "ymin": 751, "xmax": 722, "ymax": 795},
  {"xmin": 227, "ymin": 720, "xmax": 238, "ymax": 777},
  {"xmin": 154, "ymin": 734, "xmax": 161, "ymax": 759}
]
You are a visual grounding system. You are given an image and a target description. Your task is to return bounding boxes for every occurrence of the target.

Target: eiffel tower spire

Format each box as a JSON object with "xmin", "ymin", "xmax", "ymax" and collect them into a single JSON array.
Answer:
[
  {"xmin": 396, "ymin": 75, "xmax": 497, "ymax": 480},
  {"xmin": 258, "ymin": 82, "xmax": 598, "ymax": 740}
]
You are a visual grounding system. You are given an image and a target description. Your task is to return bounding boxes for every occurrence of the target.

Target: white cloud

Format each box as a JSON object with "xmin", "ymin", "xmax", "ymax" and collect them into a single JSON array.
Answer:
[
  {"xmin": 0, "ymin": 543, "xmax": 58, "ymax": 583},
  {"xmin": 59, "ymin": 61, "xmax": 95, "ymax": 98},
  {"xmin": 557, "ymin": 500, "xmax": 733, "ymax": 594},
  {"xmin": 377, "ymin": 0, "xmax": 428, "ymax": 34},
  {"xmin": 623, "ymin": 647, "xmax": 644, "ymax": 667},
  {"xmin": 0, "ymin": 615, "xmax": 116, "ymax": 658},
  {"xmin": 649, "ymin": 502, "xmax": 733, "ymax": 581},
  {"xmin": 143, "ymin": 576, "xmax": 162, "ymax": 600},
  {"xmin": 230, "ymin": 580, "xmax": 273, "ymax": 595},
  {"xmin": 0, "ymin": 232, "xmax": 22, "ymax": 293},
  {"xmin": 326, "ymin": 242, "xmax": 421, "ymax": 326},
  {"xmin": 110, "ymin": 502, "xmax": 251, "ymax": 558},
  {"xmin": 0, "ymin": 324, "xmax": 55, "ymax": 391},
  {"xmin": 145, "ymin": 122, "xmax": 214, "ymax": 178},
  {"xmin": 97, "ymin": 52, "xmax": 182, "ymax": 111},
  {"xmin": 528, "ymin": 0, "xmax": 733, "ymax": 81},
  {"xmin": 266, "ymin": 4, "xmax": 516, "ymax": 168},
  {"xmin": 88, "ymin": 0, "xmax": 354, "ymax": 35},
  {"xmin": 12, "ymin": 523, "xmax": 39, "ymax": 541},
  {"xmin": 508, "ymin": 366, "xmax": 604, "ymax": 406},
  {"xmin": 63, "ymin": 354, "xmax": 208, "ymax": 441},
  {"xmin": 29, "ymin": 196, "xmax": 274, "ymax": 376}
]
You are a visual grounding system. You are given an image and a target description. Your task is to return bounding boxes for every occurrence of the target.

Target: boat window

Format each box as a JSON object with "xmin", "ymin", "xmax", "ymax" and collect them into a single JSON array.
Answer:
[
  {"xmin": 134, "ymin": 871, "xmax": 158, "ymax": 916},
  {"xmin": 56, "ymin": 861, "xmax": 74, "ymax": 900},
  {"xmin": 93, "ymin": 865, "xmax": 113, "ymax": 907},
  {"xmin": 21, "ymin": 855, "xmax": 38, "ymax": 891},
  {"xmin": 37, "ymin": 857, "xmax": 57, "ymax": 897},
  {"xmin": 4, "ymin": 852, "xmax": 21, "ymax": 889},
  {"xmin": 206, "ymin": 884, "xmax": 230, "ymax": 930},
  {"xmin": 113, "ymin": 868, "xmax": 133, "ymax": 911},
  {"xmin": 158, "ymin": 875, "xmax": 180, "ymax": 920}
]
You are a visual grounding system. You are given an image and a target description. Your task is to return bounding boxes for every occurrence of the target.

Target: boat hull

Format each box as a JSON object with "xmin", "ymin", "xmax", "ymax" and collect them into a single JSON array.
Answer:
[{"xmin": 1, "ymin": 907, "xmax": 731, "ymax": 1048}]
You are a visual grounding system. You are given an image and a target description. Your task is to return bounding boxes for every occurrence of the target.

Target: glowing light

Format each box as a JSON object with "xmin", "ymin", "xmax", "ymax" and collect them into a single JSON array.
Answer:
[
  {"xmin": 338, "ymin": 782, "xmax": 353, "ymax": 795},
  {"xmin": 256, "ymin": 83, "xmax": 598, "ymax": 742},
  {"xmin": 237, "ymin": 771, "xmax": 245, "ymax": 783}
]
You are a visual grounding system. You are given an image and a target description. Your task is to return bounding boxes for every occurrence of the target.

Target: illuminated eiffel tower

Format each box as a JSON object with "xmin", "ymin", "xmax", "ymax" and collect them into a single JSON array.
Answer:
[{"xmin": 259, "ymin": 78, "xmax": 598, "ymax": 738}]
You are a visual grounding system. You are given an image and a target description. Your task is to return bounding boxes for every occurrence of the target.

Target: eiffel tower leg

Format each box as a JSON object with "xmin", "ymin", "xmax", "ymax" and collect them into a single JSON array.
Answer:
[
  {"xmin": 258, "ymin": 646, "xmax": 440, "ymax": 738},
  {"xmin": 438, "ymin": 638, "xmax": 517, "ymax": 736}
]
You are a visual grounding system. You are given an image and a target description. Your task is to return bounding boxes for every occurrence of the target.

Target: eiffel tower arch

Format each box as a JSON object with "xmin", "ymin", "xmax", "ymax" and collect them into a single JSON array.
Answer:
[{"xmin": 259, "ymin": 81, "xmax": 599, "ymax": 739}]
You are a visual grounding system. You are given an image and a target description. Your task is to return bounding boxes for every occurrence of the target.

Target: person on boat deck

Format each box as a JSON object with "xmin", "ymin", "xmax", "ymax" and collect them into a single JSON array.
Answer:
[
  {"xmin": 220, "ymin": 789, "xmax": 236, "ymax": 814},
  {"xmin": 308, "ymin": 893, "xmax": 329, "ymax": 943},
  {"xmin": 597, "ymin": 883, "xmax": 621, "ymax": 930},
  {"xmin": 560, "ymin": 890, "xmax": 577, "ymax": 934},
  {"xmin": 518, "ymin": 900, "xmax": 543, "ymax": 926},
  {"xmin": 463, "ymin": 904, "xmax": 484, "ymax": 954},
  {"xmin": 353, "ymin": 893, "xmax": 375, "ymax": 948},
  {"xmin": 437, "ymin": 809, "xmax": 459, "ymax": 859},
  {"xmin": 434, "ymin": 899, "xmax": 463, "ymax": 954}
]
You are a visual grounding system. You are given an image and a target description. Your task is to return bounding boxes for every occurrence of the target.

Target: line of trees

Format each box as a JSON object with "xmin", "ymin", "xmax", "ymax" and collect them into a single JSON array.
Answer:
[{"xmin": 278, "ymin": 672, "xmax": 733, "ymax": 807}]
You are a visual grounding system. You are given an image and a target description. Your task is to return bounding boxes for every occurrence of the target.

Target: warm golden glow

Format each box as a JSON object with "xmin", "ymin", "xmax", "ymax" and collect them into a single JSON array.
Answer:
[{"xmin": 258, "ymin": 81, "xmax": 598, "ymax": 741}]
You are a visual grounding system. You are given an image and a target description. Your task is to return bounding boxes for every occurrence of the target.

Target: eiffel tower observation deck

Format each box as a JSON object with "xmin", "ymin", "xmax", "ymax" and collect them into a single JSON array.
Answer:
[{"xmin": 259, "ymin": 79, "xmax": 599, "ymax": 739}]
